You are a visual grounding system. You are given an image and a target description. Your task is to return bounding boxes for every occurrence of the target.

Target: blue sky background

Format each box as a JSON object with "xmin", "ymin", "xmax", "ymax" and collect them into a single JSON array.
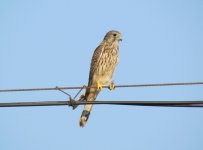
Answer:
[{"xmin": 1, "ymin": 0, "xmax": 203, "ymax": 149}]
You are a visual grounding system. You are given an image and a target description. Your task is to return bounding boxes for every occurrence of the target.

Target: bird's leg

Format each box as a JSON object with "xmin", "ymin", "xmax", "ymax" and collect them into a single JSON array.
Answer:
[
  {"xmin": 97, "ymin": 82, "xmax": 103, "ymax": 91},
  {"xmin": 108, "ymin": 80, "xmax": 115, "ymax": 90}
]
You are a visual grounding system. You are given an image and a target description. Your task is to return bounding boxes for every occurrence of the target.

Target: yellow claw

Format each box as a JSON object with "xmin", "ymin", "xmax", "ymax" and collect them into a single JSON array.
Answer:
[
  {"xmin": 109, "ymin": 82, "xmax": 115, "ymax": 90},
  {"xmin": 97, "ymin": 82, "xmax": 103, "ymax": 91}
]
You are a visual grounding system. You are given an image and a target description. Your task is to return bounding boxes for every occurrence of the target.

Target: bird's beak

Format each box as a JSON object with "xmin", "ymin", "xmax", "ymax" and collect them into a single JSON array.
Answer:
[{"xmin": 119, "ymin": 36, "xmax": 122, "ymax": 41}]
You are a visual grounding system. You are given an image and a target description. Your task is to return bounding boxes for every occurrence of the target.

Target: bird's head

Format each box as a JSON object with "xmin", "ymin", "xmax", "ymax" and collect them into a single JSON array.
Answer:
[{"xmin": 104, "ymin": 30, "xmax": 122, "ymax": 43}]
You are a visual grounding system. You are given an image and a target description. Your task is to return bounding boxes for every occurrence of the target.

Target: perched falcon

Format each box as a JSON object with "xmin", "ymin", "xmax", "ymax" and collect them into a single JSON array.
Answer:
[{"xmin": 79, "ymin": 30, "xmax": 122, "ymax": 127}]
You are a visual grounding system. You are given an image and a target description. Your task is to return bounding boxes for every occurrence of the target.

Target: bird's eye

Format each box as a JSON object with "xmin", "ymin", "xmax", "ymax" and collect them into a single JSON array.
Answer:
[{"xmin": 113, "ymin": 34, "xmax": 117, "ymax": 36}]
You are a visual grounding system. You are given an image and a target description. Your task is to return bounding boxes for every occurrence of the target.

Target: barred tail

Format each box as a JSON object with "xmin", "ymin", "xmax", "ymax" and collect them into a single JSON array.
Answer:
[
  {"xmin": 80, "ymin": 109, "xmax": 91, "ymax": 127},
  {"xmin": 79, "ymin": 88, "xmax": 98, "ymax": 127}
]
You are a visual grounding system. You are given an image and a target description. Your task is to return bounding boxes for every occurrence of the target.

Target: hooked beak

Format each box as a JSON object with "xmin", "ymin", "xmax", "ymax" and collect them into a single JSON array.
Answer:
[{"xmin": 119, "ymin": 36, "xmax": 122, "ymax": 41}]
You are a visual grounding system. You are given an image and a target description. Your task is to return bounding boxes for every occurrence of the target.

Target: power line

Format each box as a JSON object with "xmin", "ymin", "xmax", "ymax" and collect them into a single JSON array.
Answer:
[
  {"xmin": 0, "ymin": 82, "xmax": 203, "ymax": 93},
  {"xmin": 0, "ymin": 100, "xmax": 203, "ymax": 107}
]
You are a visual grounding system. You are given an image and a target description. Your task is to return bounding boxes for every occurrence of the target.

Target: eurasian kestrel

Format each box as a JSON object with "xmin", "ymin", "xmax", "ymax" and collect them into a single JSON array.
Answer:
[{"xmin": 79, "ymin": 30, "xmax": 122, "ymax": 127}]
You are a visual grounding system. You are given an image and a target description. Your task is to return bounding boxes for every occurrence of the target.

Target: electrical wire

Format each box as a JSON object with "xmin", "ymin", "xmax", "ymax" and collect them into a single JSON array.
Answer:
[
  {"xmin": 0, "ymin": 100, "xmax": 203, "ymax": 107},
  {"xmin": 1, "ymin": 82, "xmax": 203, "ymax": 108},
  {"xmin": 0, "ymin": 82, "xmax": 203, "ymax": 92}
]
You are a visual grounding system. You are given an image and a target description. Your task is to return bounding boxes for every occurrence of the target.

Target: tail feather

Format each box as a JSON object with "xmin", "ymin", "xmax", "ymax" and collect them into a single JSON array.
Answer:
[
  {"xmin": 80, "ymin": 110, "xmax": 90, "ymax": 127},
  {"xmin": 79, "ymin": 88, "xmax": 99, "ymax": 127}
]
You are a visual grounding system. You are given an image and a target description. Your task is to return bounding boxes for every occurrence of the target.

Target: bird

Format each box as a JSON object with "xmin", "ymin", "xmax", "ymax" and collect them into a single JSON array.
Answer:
[{"xmin": 78, "ymin": 30, "xmax": 122, "ymax": 127}]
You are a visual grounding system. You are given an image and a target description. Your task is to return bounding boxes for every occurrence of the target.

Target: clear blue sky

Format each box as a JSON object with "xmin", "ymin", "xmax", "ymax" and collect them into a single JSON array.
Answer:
[{"xmin": 1, "ymin": 0, "xmax": 203, "ymax": 150}]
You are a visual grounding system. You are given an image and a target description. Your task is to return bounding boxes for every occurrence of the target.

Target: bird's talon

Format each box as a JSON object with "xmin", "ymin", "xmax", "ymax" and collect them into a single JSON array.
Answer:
[
  {"xmin": 108, "ymin": 83, "xmax": 115, "ymax": 90},
  {"xmin": 97, "ymin": 82, "xmax": 103, "ymax": 91}
]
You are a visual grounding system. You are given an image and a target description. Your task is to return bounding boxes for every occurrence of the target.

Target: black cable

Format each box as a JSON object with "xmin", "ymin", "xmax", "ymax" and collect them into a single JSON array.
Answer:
[
  {"xmin": 0, "ymin": 82, "xmax": 203, "ymax": 92},
  {"xmin": 0, "ymin": 100, "xmax": 203, "ymax": 107}
]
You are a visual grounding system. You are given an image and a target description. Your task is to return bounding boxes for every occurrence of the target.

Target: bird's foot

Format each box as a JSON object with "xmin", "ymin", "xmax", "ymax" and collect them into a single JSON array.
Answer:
[
  {"xmin": 97, "ymin": 82, "xmax": 103, "ymax": 91},
  {"xmin": 108, "ymin": 82, "xmax": 115, "ymax": 90}
]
